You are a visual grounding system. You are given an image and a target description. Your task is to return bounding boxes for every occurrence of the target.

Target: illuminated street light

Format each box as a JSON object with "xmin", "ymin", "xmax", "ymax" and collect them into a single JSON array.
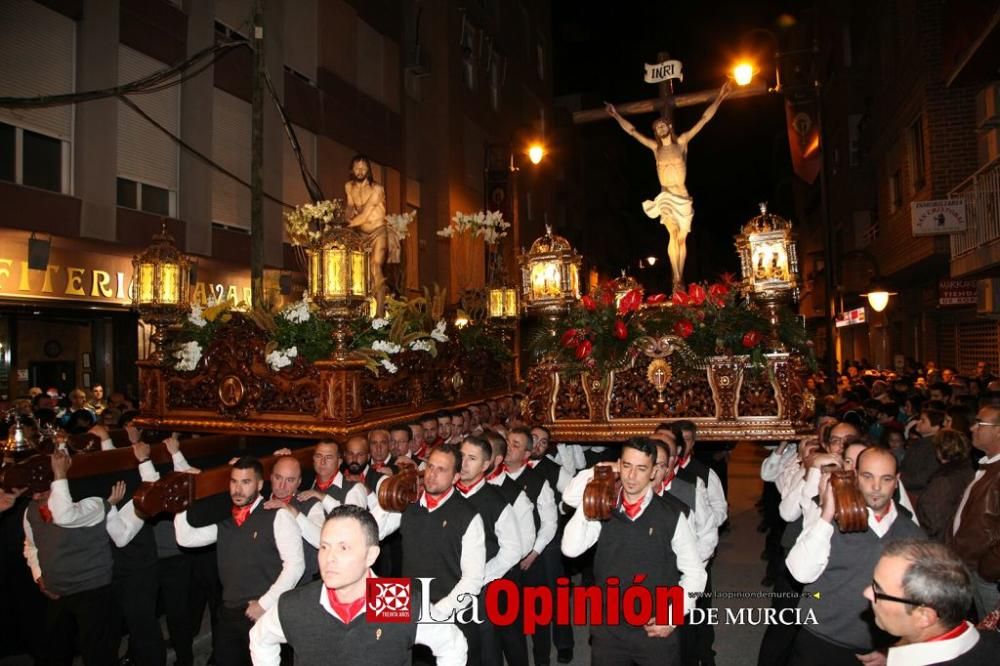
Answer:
[
  {"xmin": 646, "ymin": 256, "xmax": 657, "ymax": 266},
  {"xmin": 528, "ymin": 143, "xmax": 546, "ymax": 165},
  {"xmin": 733, "ymin": 62, "xmax": 754, "ymax": 86}
]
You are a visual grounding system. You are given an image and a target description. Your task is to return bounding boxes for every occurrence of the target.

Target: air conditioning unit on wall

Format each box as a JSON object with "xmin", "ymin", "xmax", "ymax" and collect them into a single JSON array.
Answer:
[
  {"xmin": 977, "ymin": 129, "xmax": 1000, "ymax": 168},
  {"xmin": 977, "ymin": 278, "xmax": 1000, "ymax": 316}
]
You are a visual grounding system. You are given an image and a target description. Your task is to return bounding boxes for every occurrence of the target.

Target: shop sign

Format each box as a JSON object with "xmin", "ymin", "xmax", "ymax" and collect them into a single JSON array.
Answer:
[
  {"xmin": 911, "ymin": 199, "xmax": 966, "ymax": 236},
  {"xmin": 835, "ymin": 307, "xmax": 866, "ymax": 328},
  {"xmin": 938, "ymin": 279, "xmax": 977, "ymax": 306}
]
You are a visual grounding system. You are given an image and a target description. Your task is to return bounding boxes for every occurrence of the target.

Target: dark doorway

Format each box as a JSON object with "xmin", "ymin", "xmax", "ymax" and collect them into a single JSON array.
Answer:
[{"xmin": 29, "ymin": 361, "xmax": 75, "ymax": 396}]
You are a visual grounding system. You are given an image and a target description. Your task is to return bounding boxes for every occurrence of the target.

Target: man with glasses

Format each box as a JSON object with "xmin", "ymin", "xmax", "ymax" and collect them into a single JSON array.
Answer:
[
  {"xmin": 865, "ymin": 539, "xmax": 998, "ymax": 664},
  {"xmin": 949, "ymin": 406, "xmax": 1000, "ymax": 620},
  {"xmin": 785, "ymin": 447, "xmax": 924, "ymax": 665}
]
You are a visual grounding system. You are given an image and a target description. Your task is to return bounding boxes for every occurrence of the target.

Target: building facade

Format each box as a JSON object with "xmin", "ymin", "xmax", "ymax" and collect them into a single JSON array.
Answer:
[{"xmin": 0, "ymin": 0, "xmax": 553, "ymax": 401}]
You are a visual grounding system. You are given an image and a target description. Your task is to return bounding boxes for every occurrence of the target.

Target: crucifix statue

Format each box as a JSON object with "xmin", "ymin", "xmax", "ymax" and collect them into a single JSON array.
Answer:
[{"xmin": 605, "ymin": 79, "xmax": 731, "ymax": 291}]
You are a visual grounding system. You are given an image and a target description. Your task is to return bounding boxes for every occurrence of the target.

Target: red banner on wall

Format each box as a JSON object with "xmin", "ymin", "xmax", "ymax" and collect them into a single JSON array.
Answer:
[{"xmin": 785, "ymin": 99, "xmax": 822, "ymax": 184}]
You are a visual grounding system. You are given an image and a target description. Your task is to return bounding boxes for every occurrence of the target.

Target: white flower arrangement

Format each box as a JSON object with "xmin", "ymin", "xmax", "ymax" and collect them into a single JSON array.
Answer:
[
  {"xmin": 386, "ymin": 211, "xmax": 416, "ymax": 240},
  {"xmin": 380, "ymin": 358, "xmax": 399, "ymax": 374},
  {"xmin": 371, "ymin": 340, "xmax": 402, "ymax": 355},
  {"xmin": 437, "ymin": 210, "xmax": 510, "ymax": 245},
  {"xmin": 371, "ymin": 317, "xmax": 390, "ymax": 331},
  {"xmin": 430, "ymin": 319, "xmax": 449, "ymax": 343},
  {"xmin": 188, "ymin": 304, "xmax": 207, "ymax": 328},
  {"xmin": 409, "ymin": 339, "xmax": 434, "ymax": 353},
  {"xmin": 280, "ymin": 293, "xmax": 311, "ymax": 324},
  {"xmin": 174, "ymin": 341, "xmax": 203, "ymax": 372},
  {"xmin": 266, "ymin": 346, "xmax": 298, "ymax": 371},
  {"xmin": 284, "ymin": 199, "xmax": 346, "ymax": 247}
]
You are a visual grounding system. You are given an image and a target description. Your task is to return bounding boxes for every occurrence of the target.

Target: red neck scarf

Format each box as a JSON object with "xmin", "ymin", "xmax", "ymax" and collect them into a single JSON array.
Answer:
[
  {"xmin": 231, "ymin": 503, "xmax": 253, "ymax": 527},
  {"xmin": 38, "ymin": 502, "xmax": 53, "ymax": 523},
  {"xmin": 926, "ymin": 622, "xmax": 968, "ymax": 643},
  {"xmin": 413, "ymin": 443, "xmax": 428, "ymax": 460},
  {"xmin": 660, "ymin": 467, "xmax": 677, "ymax": 493},
  {"xmin": 678, "ymin": 454, "xmax": 691, "ymax": 469},
  {"xmin": 325, "ymin": 587, "xmax": 366, "ymax": 624},
  {"xmin": 456, "ymin": 476, "xmax": 485, "ymax": 495},
  {"xmin": 344, "ymin": 468, "xmax": 366, "ymax": 484},
  {"xmin": 527, "ymin": 459, "xmax": 539, "ymax": 469},
  {"xmin": 273, "ymin": 493, "xmax": 293, "ymax": 505},
  {"xmin": 315, "ymin": 473, "xmax": 338, "ymax": 492},
  {"xmin": 487, "ymin": 464, "xmax": 507, "ymax": 481},
  {"xmin": 873, "ymin": 501, "xmax": 892, "ymax": 523},
  {"xmin": 620, "ymin": 492, "xmax": 644, "ymax": 520},
  {"xmin": 423, "ymin": 488, "xmax": 452, "ymax": 510}
]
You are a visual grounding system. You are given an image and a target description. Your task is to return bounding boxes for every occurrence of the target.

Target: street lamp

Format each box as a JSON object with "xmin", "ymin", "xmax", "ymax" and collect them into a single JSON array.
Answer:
[
  {"xmin": 861, "ymin": 282, "xmax": 896, "ymax": 313},
  {"xmin": 528, "ymin": 143, "xmax": 546, "ymax": 165},
  {"xmin": 132, "ymin": 221, "xmax": 191, "ymax": 365},
  {"xmin": 732, "ymin": 62, "xmax": 755, "ymax": 86}
]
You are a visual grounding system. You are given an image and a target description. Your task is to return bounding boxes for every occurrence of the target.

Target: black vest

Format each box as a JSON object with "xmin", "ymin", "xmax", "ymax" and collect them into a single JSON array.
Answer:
[
  {"xmin": 678, "ymin": 457, "xmax": 711, "ymax": 487},
  {"xmin": 300, "ymin": 475, "xmax": 362, "ymax": 514},
  {"xmin": 280, "ymin": 495, "xmax": 319, "ymax": 585},
  {"xmin": 216, "ymin": 502, "xmax": 283, "ymax": 607},
  {"xmin": 399, "ymin": 492, "xmax": 477, "ymax": 605},
  {"xmin": 462, "ymin": 483, "xmax": 509, "ymax": 564},
  {"xmin": 26, "ymin": 500, "xmax": 113, "ymax": 596},
  {"xmin": 278, "ymin": 580, "xmax": 418, "ymax": 666},
  {"xmin": 664, "ymin": 476, "xmax": 696, "ymax": 516},
  {"xmin": 593, "ymin": 494, "xmax": 684, "ymax": 642},
  {"xmin": 534, "ymin": 457, "xmax": 562, "ymax": 501},
  {"xmin": 509, "ymin": 466, "xmax": 546, "ymax": 533},
  {"xmin": 111, "ymin": 520, "xmax": 158, "ymax": 576}
]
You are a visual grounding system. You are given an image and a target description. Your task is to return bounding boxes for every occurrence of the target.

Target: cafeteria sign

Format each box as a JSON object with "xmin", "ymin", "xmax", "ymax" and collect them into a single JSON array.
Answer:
[
  {"xmin": 939, "ymin": 279, "xmax": 977, "ymax": 307},
  {"xmin": 835, "ymin": 307, "xmax": 867, "ymax": 328},
  {"xmin": 911, "ymin": 199, "xmax": 966, "ymax": 236}
]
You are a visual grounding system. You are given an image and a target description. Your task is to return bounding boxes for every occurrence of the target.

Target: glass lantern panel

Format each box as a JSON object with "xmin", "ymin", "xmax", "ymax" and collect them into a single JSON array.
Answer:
[
  {"xmin": 488, "ymin": 289, "xmax": 503, "ymax": 318},
  {"xmin": 350, "ymin": 251, "xmax": 366, "ymax": 297},
  {"xmin": 530, "ymin": 261, "xmax": 562, "ymax": 299},
  {"xmin": 324, "ymin": 248, "xmax": 347, "ymax": 297},
  {"xmin": 308, "ymin": 252, "xmax": 321, "ymax": 297},
  {"xmin": 139, "ymin": 263, "xmax": 155, "ymax": 303},
  {"xmin": 569, "ymin": 264, "xmax": 580, "ymax": 298},
  {"xmin": 503, "ymin": 289, "xmax": 518, "ymax": 317},
  {"xmin": 160, "ymin": 263, "xmax": 179, "ymax": 304}
]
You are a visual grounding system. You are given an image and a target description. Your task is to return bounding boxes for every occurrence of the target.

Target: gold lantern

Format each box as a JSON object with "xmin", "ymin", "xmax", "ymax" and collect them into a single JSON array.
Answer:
[
  {"xmin": 488, "ymin": 286, "xmax": 519, "ymax": 320},
  {"xmin": 734, "ymin": 203, "xmax": 800, "ymax": 350},
  {"xmin": 610, "ymin": 270, "xmax": 644, "ymax": 308},
  {"xmin": 306, "ymin": 223, "xmax": 370, "ymax": 357},
  {"xmin": 518, "ymin": 225, "xmax": 582, "ymax": 319},
  {"xmin": 132, "ymin": 222, "xmax": 191, "ymax": 364}
]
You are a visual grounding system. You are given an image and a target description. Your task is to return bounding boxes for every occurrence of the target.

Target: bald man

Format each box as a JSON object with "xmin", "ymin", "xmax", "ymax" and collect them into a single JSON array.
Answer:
[{"xmin": 263, "ymin": 456, "xmax": 320, "ymax": 585}]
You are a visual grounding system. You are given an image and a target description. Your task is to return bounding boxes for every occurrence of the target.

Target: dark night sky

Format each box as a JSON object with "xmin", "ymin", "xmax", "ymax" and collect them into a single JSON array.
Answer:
[{"xmin": 550, "ymin": 1, "xmax": 800, "ymax": 293}]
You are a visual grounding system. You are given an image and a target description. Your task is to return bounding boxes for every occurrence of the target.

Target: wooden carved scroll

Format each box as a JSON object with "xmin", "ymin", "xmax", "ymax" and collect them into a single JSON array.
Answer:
[
  {"xmin": 830, "ymin": 470, "xmax": 868, "ymax": 533},
  {"xmin": 377, "ymin": 466, "xmax": 422, "ymax": 512},
  {"xmin": 582, "ymin": 465, "xmax": 621, "ymax": 521},
  {"xmin": 0, "ymin": 455, "xmax": 53, "ymax": 493}
]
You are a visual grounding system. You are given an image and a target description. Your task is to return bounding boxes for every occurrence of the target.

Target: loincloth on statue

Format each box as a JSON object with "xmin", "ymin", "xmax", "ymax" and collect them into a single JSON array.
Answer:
[{"xmin": 642, "ymin": 190, "xmax": 693, "ymax": 234}]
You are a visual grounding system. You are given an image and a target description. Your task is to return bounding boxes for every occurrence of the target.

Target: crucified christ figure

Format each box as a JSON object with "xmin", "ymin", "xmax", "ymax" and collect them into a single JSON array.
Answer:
[{"xmin": 606, "ymin": 81, "xmax": 731, "ymax": 291}]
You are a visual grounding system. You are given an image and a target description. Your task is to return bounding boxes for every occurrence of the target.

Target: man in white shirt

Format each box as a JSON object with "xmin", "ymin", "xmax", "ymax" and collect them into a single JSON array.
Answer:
[
  {"xmin": 249, "ymin": 504, "xmax": 467, "ymax": 665},
  {"xmin": 866, "ymin": 538, "xmax": 998, "ymax": 666},
  {"xmin": 562, "ymin": 437, "xmax": 706, "ymax": 664},
  {"xmin": 174, "ymin": 457, "xmax": 304, "ymax": 666}
]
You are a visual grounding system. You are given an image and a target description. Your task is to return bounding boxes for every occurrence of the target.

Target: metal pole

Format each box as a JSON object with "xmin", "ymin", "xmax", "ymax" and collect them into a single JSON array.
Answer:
[
  {"xmin": 817, "ymin": 83, "xmax": 838, "ymax": 378},
  {"xmin": 250, "ymin": 0, "xmax": 265, "ymax": 308}
]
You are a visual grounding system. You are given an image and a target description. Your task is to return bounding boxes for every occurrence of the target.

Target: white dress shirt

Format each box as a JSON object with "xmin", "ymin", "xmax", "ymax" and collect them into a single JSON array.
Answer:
[
  {"xmin": 776, "ymin": 455, "xmax": 804, "ymax": 497},
  {"xmin": 663, "ymin": 475, "xmax": 719, "ymax": 563},
  {"xmin": 506, "ymin": 465, "xmax": 557, "ymax": 554},
  {"xmin": 885, "ymin": 621, "xmax": 981, "ymax": 666},
  {"xmin": 761, "ymin": 443, "xmax": 797, "ymax": 483},
  {"xmin": 459, "ymin": 478, "xmax": 523, "ymax": 584},
  {"xmin": 561, "ymin": 487, "xmax": 707, "ymax": 619},
  {"xmin": 23, "ymin": 479, "xmax": 137, "ymax": 581},
  {"xmin": 681, "ymin": 457, "xmax": 728, "ymax": 526},
  {"xmin": 785, "ymin": 500, "xmax": 917, "ymax": 584},
  {"xmin": 248, "ymin": 571, "xmax": 467, "ymax": 666},
  {"xmin": 174, "ymin": 496, "xmax": 305, "ymax": 610},
  {"xmin": 370, "ymin": 484, "xmax": 486, "ymax": 619},
  {"xmin": 488, "ymin": 472, "xmax": 536, "ymax": 559}
]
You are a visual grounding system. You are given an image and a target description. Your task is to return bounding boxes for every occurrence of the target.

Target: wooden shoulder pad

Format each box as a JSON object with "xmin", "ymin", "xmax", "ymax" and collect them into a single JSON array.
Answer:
[
  {"xmin": 0, "ymin": 455, "xmax": 53, "ymax": 493},
  {"xmin": 377, "ymin": 466, "xmax": 421, "ymax": 512},
  {"xmin": 830, "ymin": 470, "xmax": 868, "ymax": 533},
  {"xmin": 133, "ymin": 472, "xmax": 194, "ymax": 518},
  {"xmin": 582, "ymin": 465, "xmax": 620, "ymax": 521}
]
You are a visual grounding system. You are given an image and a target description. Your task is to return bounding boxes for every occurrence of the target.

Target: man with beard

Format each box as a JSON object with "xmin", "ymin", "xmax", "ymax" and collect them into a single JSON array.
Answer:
[
  {"xmin": 174, "ymin": 457, "xmax": 304, "ymax": 666},
  {"xmin": 249, "ymin": 505, "xmax": 467, "ymax": 665},
  {"xmin": 344, "ymin": 154, "xmax": 387, "ymax": 316},
  {"xmin": 296, "ymin": 441, "xmax": 367, "ymax": 512},
  {"xmin": 457, "ymin": 436, "xmax": 524, "ymax": 665},
  {"xmin": 371, "ymin": 445, "xmax": 485, "ymax": 662},
  {"xmin": 420, "ymin": 413, "xmax": 444, "ymax": 451},
  {"xmin": 528, "ymin": 426, "xmax": 572, "ymax": 495},
  {"xmin": 562, "ymin": 438, "xmax": 707, "ymax": 664},
  {"xmin": 342, "ymin": 435, "xmax": 374, "ymax": 488},
  {"xmin": 786, "ymin": 447, "xmax": 924, "ymax": 665}
]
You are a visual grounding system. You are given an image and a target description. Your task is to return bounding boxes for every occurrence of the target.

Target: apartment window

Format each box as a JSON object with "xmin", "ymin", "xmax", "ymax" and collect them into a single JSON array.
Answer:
[
  {"xmin": 489, "ymin": 50, "xmax": 505, "ymax": 111},
  {"xmin": 888, "ymin": 170, "xmax": 902, "ymax": 214},
  {"xmin": 460, "ymin": 18, "xmax": 478, "ymax": 91},
  {"xmin": 117, "ymin": 177, "xmax": 175, "ymax": 217},
  {"xmin": 0, "ymin": 121, "xmax": 67, "ymax": 193},
  {"xmin": 536, "ymin": 43, "xmax": 545, "ymax": 80},
  {"xmin": 908, "ymin": 116, "xmax": 926, "ymax": 190}
]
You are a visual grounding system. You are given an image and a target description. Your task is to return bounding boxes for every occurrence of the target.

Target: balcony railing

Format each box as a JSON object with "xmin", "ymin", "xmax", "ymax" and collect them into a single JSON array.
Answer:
[{"xmin": 950, "ymin": 157, "xmax": 1000, "ymax": 258}]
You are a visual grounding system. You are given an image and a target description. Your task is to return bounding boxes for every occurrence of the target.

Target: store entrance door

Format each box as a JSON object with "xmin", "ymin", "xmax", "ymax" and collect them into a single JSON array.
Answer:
[{"xmin": 29, "ymin": 361, "xmax": 75, "ymax": 396}]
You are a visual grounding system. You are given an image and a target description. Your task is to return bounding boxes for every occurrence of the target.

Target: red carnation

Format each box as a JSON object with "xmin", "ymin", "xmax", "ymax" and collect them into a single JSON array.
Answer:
[
  {"xmin": 708, "ymin": 283, "xmax": 729, "ymax": 306},
  {"xmin": 613, "ymin": 319, "xmax": 628, "ymax": 340},
  {"xmin": 719, "ymin": 272, "xmax": 738, "ymax": 286},
  {"xmin": 742, "ymin": 330, "xmax": 763, "ymax": 349},
  {"xmin": 600, "ymin": 286, "xmax": 615, "ymax": 306},
  {"xmin": 581, "ymin": 295, "xmax": 597, "ymax": 311},
  {"xmin": 575, "ymin": 339, "xmax": 593, "ymax": 360},
  {"xmin": 646, "ymin": 293, "xmax": 667, "ymax": 305},
  {"xmin": 617, "ymin": 289, "xmax": 643, "ymax": 315},
  {"xmin": 687, "ymin": 283, "xmax": 707, "ymax": 306},
  {"xmin": 560, "ymin": 329, "xmax": 579, "ymax": 348},
  {"xmin": 674, "ymin": 320, "xmax": 695, "ymax": 338},
  {"xmin": 672, "ymin": 291, "xmax": 691, "ymax": 306}
]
